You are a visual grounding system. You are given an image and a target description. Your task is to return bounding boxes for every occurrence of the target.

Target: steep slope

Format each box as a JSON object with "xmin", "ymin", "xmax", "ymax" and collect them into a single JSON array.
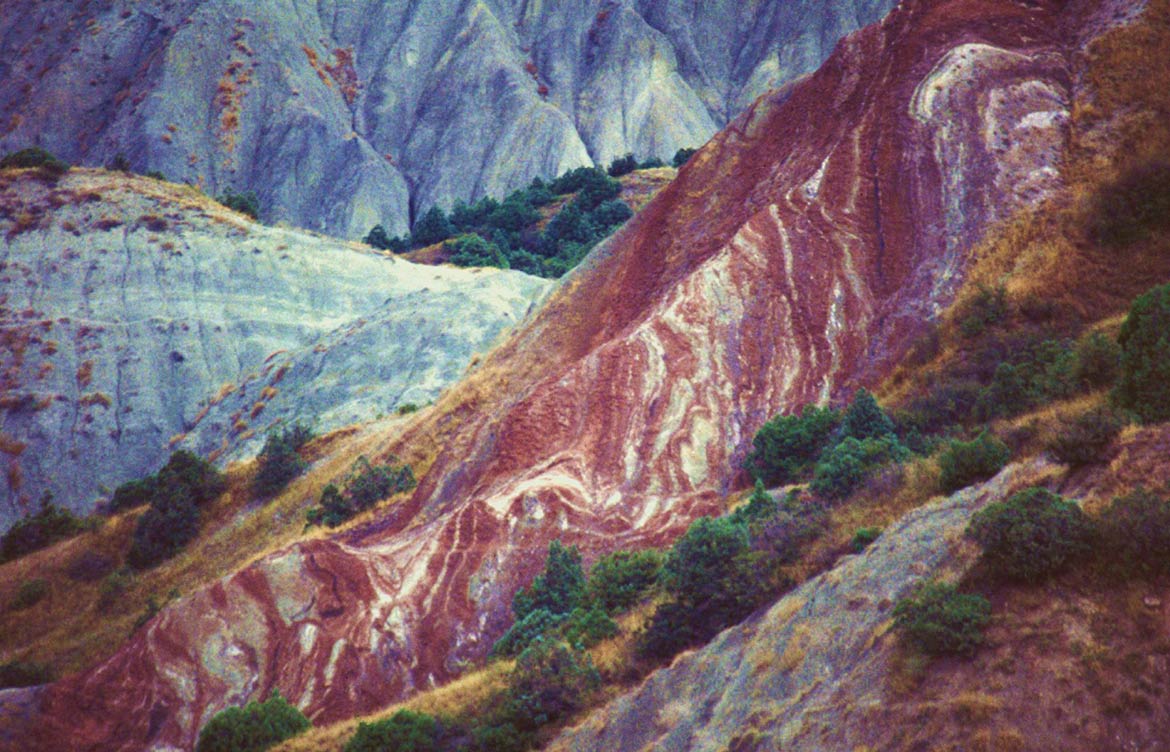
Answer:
[
  {"xmin": 0, "ymin": 169, "xmax": 549, "ymax": 529},
  {"xmin": 2, "ymin": 0, "xmax": 1093, "ymax": 749},
  {"xmin": 0, "ymin": 0, "xmax": 896, "ymax": 238}
]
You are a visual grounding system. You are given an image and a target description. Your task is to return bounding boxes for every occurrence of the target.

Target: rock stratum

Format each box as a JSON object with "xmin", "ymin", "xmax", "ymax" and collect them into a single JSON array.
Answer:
[
  {"xmin": 0, "ymin": 0, "xmax": 897, "ymax": 238},
  {"xmin": 0, "ymin": 169, "xmax": 549, "ymax": 529},
  {"xmin": 4, "ymin": 0, "xmax": 1111, "ymax": 749}
]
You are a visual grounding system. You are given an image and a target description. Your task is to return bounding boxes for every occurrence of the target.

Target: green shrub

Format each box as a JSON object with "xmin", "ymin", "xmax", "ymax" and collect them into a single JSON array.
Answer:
[
  {"xmin": 850, "ymin": 527, "xmax": 883, "ymax": 553},
  {"xmin": 503, "ymin": 639, "xmax": 600, "ymax": 732},
  {"xmin": 810, "ymin": 435, "xmax": 908, "ymax": 500},
  {"xmin": 730, "ymin": 480, "xmax": 779, "ymax": 527},
  {"xmin": 396, "ymin": 402, "xmax": 419, "ymax": 415},
  {"xmin": 253, "ymin": 423, "xmax": 313, "ymax": 498},
  {"xmin": 840, "ymin": 388, "xmax": 895, "ymax": 441},
  {"xmin": 937, "ymin": 432, "xmax": 1011, "ymax": 494},
  {"xmin": 9, "ymin": 578, "xmax": 48, "ymax": 611},
  {"xmin": 110, "ymin": 475, "xmax": 159, "ymax": 513},
  {"xmin": 586, "ymin": 548, "xmax": 663, "ymax": 614},
  {"xmin": 1047, "ymin": 406, "xmax": 1127, "ymax": 467},
  {"xmin": 0, "ymin": 660, "xmax": 54, "ymax": 688},
  {"xmin": 1100, "ymin": 487, "xmax": 1170, "ymax": 576},
  {"xmin": 744, "ymin": 404, "xmax": 841, "ymax": 486},
  {"xmin": 344, "ymin": 710, "xmax": 441, "ymax": 752},
  {"xmin": 490, "ymin": 608, "xmax": 568, "ymax": 658},
  {"xmin": 1074, "ymin": 331, "xmax": 1121, "ymax": 389},
  {"xmin": 893, "ymin": 581, "xmax": 991, "ymax": 656},
  {"xmin": 468, "ymin": 722, "xmax": 529, "ymax": 752},
  {"xmin": 1, "ymin": 501, "xmax": 87, "ymax": 563},
  {"xmin": 513, "ymin": 540, "xmax": 586, "ymax": 620},
  {"xmin": 196, "ymin": 690, "xmax": 311, "ymax": 752},
  {"xmin": 1088, "ymin": 160, "xmax": 1170, "ymax": 248},
  {"xmin": 1115, "ymin": 283, "xmax": 1170, "ymax": 422},
  {"xmin": 607, "ymin": 153, "xmax": 638, "ymax": 177},
  {"xmin": 640, "ymin": 516, "xmax": 758, "ymax": 659},
  {"xmin": 0, "ymin": 147, "xmax": 69, "ymax": 175},
  {"xmin": 125, "ymin": 451, "xmax": 225, "ymax": 568},
  {"xmin": 966, "ymin": 487, "xmax": 1093, "ymax": 582},
  {"xmin": 411, "ymin": 205, "xmax": 455, "ymax": 247},
  {"xmin": 364, "ymin": 224, "xmax": 393, "ymax": 250},
  {"xmin": 590, "ymin": 199, "xmax": 633, "ymax": 229},
  {"xmin": 563, "ymin": 603, "xmax": 619, "ymax": 648},
  {"xmin": 486, "ymin": 197, "xmax": 540, "ymax": 232},
  {"xmin": 216, "ymin": 189, "xmax": 259, "ymax": 219},
  {"xmin": 448, "ymin": 233, "xmax": 509, "ymax": 269},
  {"xmin": 672, "ymin": 147, "xmax": 697, "ymax": 167},
  {"xmin": 306, "ymin": 457, "xmax": 416, "ymax": 527}
]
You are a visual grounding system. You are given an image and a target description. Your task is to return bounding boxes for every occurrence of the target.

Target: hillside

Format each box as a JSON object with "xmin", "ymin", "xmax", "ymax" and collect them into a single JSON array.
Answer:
[
  {"xmin": 0, "ymin": 0, "xmax": 897, "ymax": 238},
  {"xmin": 0, "ymin": 0, "xmax": 1123, "ymax": 749},
  {"xmin": 0, "ymin": 168, "xmax": 549, "ymax": 529}
]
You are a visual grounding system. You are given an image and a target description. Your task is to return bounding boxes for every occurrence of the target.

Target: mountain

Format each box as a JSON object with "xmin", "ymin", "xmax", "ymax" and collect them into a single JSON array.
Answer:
[
  {"xmin": 0, "ymin": 0, "xmax": 1110, "ymax": 748},
  {"xmin": 0, "ymin": 0, "xmax": 897, "ymax": 238},
  {"xmin": 0, "ymin": 168, "xmax": 549, "ymax": 530}
]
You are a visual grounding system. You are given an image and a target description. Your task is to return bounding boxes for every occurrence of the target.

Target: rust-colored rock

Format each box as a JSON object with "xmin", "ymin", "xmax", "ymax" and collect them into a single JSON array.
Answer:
[{"xmin": 7, "ymin": 0, "xmax": 1096, "ymax": 749}]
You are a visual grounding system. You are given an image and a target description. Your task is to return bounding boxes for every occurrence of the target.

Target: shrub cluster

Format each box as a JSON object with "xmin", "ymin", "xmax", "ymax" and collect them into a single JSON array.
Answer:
[
  {"xmin": 196, "ymin": 690, "xmax": 311, "ymax": 752},
  {"xmin": 0, "ymin": 147, "xmax": 69, "ymax": 177},
  {"xmin": 364, "ymin": 166, "xmax": 635, "ymax": 278},
  {"xmin": 0, "ymin": 501, "xmax": 87, "ymax": 563},
  {"xmin": 123, "ymin": 451, "xmax": 226, "ymax": 569},
  {"xmin": 1046, "ymin": 406, "xmax": 1127, "ymax": 467},
  {"xmin": 966, "ymin": 487, "xmax": 1093, "ymax": 582},
  {"xmin": 937, "ymin": 432, "xmax": 1011, "ymax": 494},
  {"xmin": 216, "ymin": 189, "xmax": 260, "ymax": 220},
  {"xmin": 743, "ymin": 404, "xmax": 841, "ymax": 486},
  {"xmin": 306, "ymin": 455, "xmax": 416, "ymax": 527},
  {"xmin": 1115, "ymin": 282, "xmax": 1170, "ymax": 423},
  {"xmin": 252, "ymin": 423, "xmax": 313, "ymax": 498},
  {"xmin": 672, "ymin": 147, "xmax": 697, "ymax": 167},
  {"xmin": 893, "ymin": 580, "xmax": 991, "ymax": 656},
  {"xmin": 1099, "ymin": 487, "xmax": 1170, "ymax": 577},
  {"xmin": 346, "ymin": 710, "xmax": 443, "ymax": 752}
]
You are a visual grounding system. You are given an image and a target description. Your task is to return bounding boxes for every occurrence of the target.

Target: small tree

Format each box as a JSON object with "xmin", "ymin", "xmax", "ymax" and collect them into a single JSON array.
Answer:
[
  {"xmin": 966, "ymin": 487, "xmax": 1093, "ymax": 582},
  {"xmin": 364, "ymin": 224, "xmax": 393, "ymax": 250},
  {"xmin": 411, "ymin": 205, "xmax": 455, "ymax": 247},
  {"xmin": 840, "ymin": 388, "xmax": 895, "ymax": 441},
  {"xmin": 216, "ymin": 189, "xmax": 260, "ymax": 219},
  {"xmin": 512, "ymin": 540, "xmax": 586, "ymax": 619},
  {"xmin": 503, "ymin": 639, "xmax": 600, "ymax": 732},
  {"xmin": 893, "ymin": 581, "xmax": 991, "ymax": 656},
  {"xmin": 253, "ymin": 423, "xmax": 313, "ymax": 498},
  {"xmin": 1115, "ymin": 283, "xmax": 1170, "ymax": 422},
  {"xmin": 731, "ymin": 480, "xmax": 779, "ymax": 526},
  {"xmin": 607, "ymin": 153, "xmax": 638, "ymax": 177},
  {"xmin": 672, "ymin": 147, "xmax": 697, "ymax": 167},
  {"xmin": 744, "ymin": 404, "xmax": 841, "ymax": 486},
  {"xmin": 810, "ymin": 435, "xmax": 908, "ymax": 500},
  {"xmin": 196, "ymin": 690, "xmax": 310, "ymax": 752},
  {"xmin": 586, "ymin": 548, "xmax": 663, "ymax": 614}
]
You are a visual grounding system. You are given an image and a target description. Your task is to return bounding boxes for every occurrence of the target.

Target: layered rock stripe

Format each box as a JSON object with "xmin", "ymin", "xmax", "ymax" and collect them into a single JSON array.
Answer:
[{"xmin": 4, "ymin": 0, "xmax": 1088, "ymax": 748}]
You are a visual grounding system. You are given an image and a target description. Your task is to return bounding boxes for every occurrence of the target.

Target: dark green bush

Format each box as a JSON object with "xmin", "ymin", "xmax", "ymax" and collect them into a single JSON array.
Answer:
[
  {"xmin": 364, "ymin": 224, "xmax": 393, "ymax": 250},
  {"xmin": 110, "ymin": 475, "xmax": 159, "ymax": 513},
  {"xmin": 513, "ymin": 540, "xmax": 586, "ymax": 620},
  {"xmin": 893, "ymin": 581, "xmax": 991, "ymax": 656},
  {"xmin": 490, "ymin": 608, "xmax": 568, "ymax": 658},
  {"xmin": 1088, "ymin": 160, "xmax": 1170, "ymax": 248},
  {"xmin": 1074, "ymin": 331, "xmax": 1121, "ymax": 389},
  {"xmin": 966, "ymin": 487, "xmax": 1093, "ymax": 582},
  {"xmin": 448, "ymin": 233, "xmax": 509, "ymax": 269},
  {"xmin": 1115, "ymin": 283, "xmax": 1170, "ymax": 422},
  {"xmin": 850, "ymin": 527, "xmax": 883, "ymax": 553},
  {"xmin": 411, "ymin": 205, "xmax": 455, "ymax": 247},
  {"xmin": 125, "ymin": 451, "xmax": 226, "ymax": 568},
  {"xmin": 590, "ymin": 199, "xmax": 633, "ymax": 229},
  {"xmin": 937, "ymin": 432, "xmax": 1011, "ymax": 494},
  {"xmin": 1, "ymin": 502, "xmax": 87, "ymax": 563},
  {"xmin": 607, "ymin": 153, "xmax": 638, "ymax": 177},
  {"xmin": 503, "ymin": 639, "xmax": 600, "ymax": 732},
  {"xmin": 306, "ymin": 456, "xmax": 417, "ymax": 527},
  {"xmin": 10, "ymin": 578, "xmax": 48, "ymax": 610},
  {"xmin": 730, "ymin": 480, "xmax": 779, "ymax": 527},
  {"xmin": 563, "ymin": 603, "xmax": 619, "ymax": 647},
  {"xmin": 253, "ymin": 423, "xmax": 313, "ymax": 498},
  {"xmin": 549, "ymin": 166, "xmax": 607, "ymax": 195},
  {"xmin": 344, "ymin": 710, "xmax": 440, "ymax": 752},
  {"xmin": 640, "ymin": 516, "xmax": 758, "ymax": 659},
  {"xmin": 1100, "ymin": 487, "xmax": 1170, "ymax": 576},
  {"xmin": 672, "ymin": 147, "xmax": 697, "ymax": 167},
  {"xmin": 840, "ymin": 388, "xmax": 896, "ymax": 441},
  {"xmin": 196, "ymin": 690, "xmax": 311, "ymax": 752},
  {"xmin": 744, "ymin": 404, "xmax": 841, "ymax": 486},
  {"xmin": 216, "ymin": 189, "xmax": 260, "ymax": 220},
  {"xmin": 0, "ymin": 660, "xmax": 54, "ymax": 688},
  {"xmin": 1047, "ymin": 406, "xmax": 1127, "ymax": 467},
  {"xmin": 586, "ymin": 548, "xmax": 663, "ymax": 614},
  {"xmin": 0, "ymin": 147, "xmax": 69, "ymax": 175},
  {"xmin": 810, "ymin": 435, "xmax": 908, "ymax": 500}
]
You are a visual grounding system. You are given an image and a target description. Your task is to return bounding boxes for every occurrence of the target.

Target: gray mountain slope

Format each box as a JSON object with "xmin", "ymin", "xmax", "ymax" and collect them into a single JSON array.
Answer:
[
  {"xmin": 0, "ymin": 0, "xmax": 896, "ymax": 238},
  {"xmin": 0, "ymin": 168, "xmax": 549, "ymax": 529}
]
